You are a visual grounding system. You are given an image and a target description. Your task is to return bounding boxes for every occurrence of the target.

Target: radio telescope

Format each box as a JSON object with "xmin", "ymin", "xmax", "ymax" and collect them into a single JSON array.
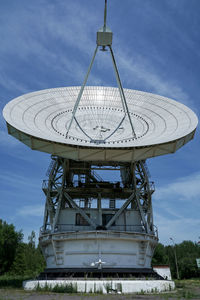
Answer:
[{"xmin": 3, "ymin": 0, "xmax": 198, "ymax": 281}]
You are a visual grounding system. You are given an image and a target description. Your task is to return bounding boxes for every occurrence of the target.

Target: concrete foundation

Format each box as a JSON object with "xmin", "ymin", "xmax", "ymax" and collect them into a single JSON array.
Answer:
[{"xmin": 23, "ymin": 279, "xmax": 175, "ymax": 294}]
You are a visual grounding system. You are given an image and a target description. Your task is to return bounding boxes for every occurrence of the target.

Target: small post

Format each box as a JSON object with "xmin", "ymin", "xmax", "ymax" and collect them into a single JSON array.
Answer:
[
  {"xmin": 103, "ymin": 0, "xmax": 107, "ymax": 32},
  {"xmin": 170, "ymin": 237, "xmax": 180, "ymax": 280}
]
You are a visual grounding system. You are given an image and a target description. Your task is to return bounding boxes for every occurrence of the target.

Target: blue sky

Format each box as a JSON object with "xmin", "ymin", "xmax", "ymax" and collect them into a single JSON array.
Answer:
[{"xmin": 0, "ymin": 0, "xmax": 200, "ymax": 245}]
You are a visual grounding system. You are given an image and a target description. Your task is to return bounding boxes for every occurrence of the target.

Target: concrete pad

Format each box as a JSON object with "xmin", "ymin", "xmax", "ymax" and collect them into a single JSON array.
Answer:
[{"xmin": 23, "ymin": 279, "xmax": 175, "ymax": 294}]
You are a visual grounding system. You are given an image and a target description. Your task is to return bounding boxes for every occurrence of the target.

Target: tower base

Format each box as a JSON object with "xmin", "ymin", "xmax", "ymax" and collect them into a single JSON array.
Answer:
[
  {"xmin": 38, "ymin": 267, "xmax": 163, "ymax": 280},
  {"xmin": 23, "ymin": 279, "xmax": 175, "ymax": 294}
]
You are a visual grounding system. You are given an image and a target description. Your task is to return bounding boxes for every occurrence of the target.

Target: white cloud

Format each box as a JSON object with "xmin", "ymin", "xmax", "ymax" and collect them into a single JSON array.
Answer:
[
  {"xmin": 155, "ymin": 212, "xmax": 200, "ymax": 245},
  {"xmin": 0, "ymin": 171, "xmax": 39, "ymax": 191},
  {"xmin": 17, "ymin": 205, "xmax": 44, "ymax": 217},
  {"xmin": 0, "ymin": 129, "xmax": 21, "ymax": 148},
  {"xmin": 152, "ymin": 172, "xmax": 200, "ymax": 244},
  {"xmin": 0, "ymin": 72, "xmax": 28, "ymax": 94},
  {"xmin": 154, "ymin": 172, "xmax": 200, "ymax": 201},
  {"xmin": 116, "ymin": 48, "xmax": 192, "ymax": 106},
  {"xmin": 0, "ymin": 1, "xmax": 105, "ymax": 96},
  {"xmin": 0, "ymin": 0, "xmax": 194, "ymax": 110}
]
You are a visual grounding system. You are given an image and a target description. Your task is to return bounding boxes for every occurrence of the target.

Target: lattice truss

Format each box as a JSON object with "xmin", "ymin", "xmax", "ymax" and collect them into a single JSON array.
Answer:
[{"xmin": 42, "ymin": 157, "xmax": 156, "ymax": 236}]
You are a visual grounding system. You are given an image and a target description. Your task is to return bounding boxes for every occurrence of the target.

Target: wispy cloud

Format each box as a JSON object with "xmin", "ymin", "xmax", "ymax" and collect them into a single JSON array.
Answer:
[
  {"xmin": 17, "ymin": 205, "xmax": 44, "ymax": 217},
  {"xmin": 0, "ymin": 0, "xmax": 105, "ymax": 97},
  {"xmin": 0, "ymin": 0, "xmax": 194, "ymax": 109},
  {"xmin": 154, "ymin": 172, "xmax": 200, "ymax": 202},
  {"xmin": 153, "ymin": 171, "xmax": 200, "ymax": 244},
  {"xmin": 0, "ymin": 72, "xmax": 28, "ymax": 95},
  {"xmin": 0, "ymin": 171, "xmax": 40, "ymax": 191},
  {"xmin": 155, "ymin": 212, "xmax": 200, "ymax": 244},
  {"xmin": 0, "ymin": 130, "xmax": 21, "ymax": 148},
  {"xmin": 116, "ymin": 48, "xmax": 192, "ymax": 106}
]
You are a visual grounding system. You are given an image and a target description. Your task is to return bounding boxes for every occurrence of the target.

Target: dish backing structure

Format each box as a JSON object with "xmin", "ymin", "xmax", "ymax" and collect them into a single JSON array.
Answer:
[{"xmin": 3, "ymin": 0, "xmax": 198, "ymax": 279}]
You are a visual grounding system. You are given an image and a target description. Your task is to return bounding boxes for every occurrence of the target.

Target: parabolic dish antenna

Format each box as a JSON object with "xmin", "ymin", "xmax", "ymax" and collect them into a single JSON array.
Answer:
[{"xmin": 3, "ymin": 86, "xmax": 198, "ymax": 162}]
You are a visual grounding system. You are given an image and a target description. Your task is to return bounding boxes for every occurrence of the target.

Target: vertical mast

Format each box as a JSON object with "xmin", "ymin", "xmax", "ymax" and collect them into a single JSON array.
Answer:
[
  {"xmin": 65, "ymin": 0, "xmax": 136, "ymax": 141},
  {"xmin": 103, "ymin": 0, "xmax": 107, "ymax": 32}
]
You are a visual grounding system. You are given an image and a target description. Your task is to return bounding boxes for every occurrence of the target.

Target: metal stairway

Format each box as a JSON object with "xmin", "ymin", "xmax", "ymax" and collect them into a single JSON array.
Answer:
[
  {"xmin": 138, "ymin": 242, "xmax": 147, "ymax": 267},
  {"xmin": 52, "ymin": 240, "xmax": 64, "ymax": 266}
]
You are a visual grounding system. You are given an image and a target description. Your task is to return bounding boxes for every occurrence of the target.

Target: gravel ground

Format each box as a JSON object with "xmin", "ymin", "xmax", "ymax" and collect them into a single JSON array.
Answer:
[
  {"xmin": 0, "ymin": 289, "xmax": 199, "ymax": 300},
  {"xmin": 1, "ymin": 281, "xmax": 200, "ymax": 300}
]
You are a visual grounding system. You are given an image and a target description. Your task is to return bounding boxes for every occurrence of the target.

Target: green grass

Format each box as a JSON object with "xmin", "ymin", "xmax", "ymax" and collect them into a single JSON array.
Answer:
[
  {"xmin": 167, "ymin": 279, "xmax": 200, "ymax": 299},
  {"xmin": 1, "ymin": 277, "xmax": 200, "ymax": 298},
  {"xmin": 36, "ymin": 282, "xmax": 78, "ymax": 293}
]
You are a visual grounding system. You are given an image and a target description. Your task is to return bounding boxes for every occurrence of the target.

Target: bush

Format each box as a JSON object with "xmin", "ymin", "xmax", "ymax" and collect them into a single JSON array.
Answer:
[
  {"xmin": 36, "ymin": 282, "xmax": 78, "ymax": 293},
  {"xmin": 0, "ymin": 220, "xmax": 23, "ymax": 275},
  {"xmin": 0, "ymin": 275, "xmax": 32, "ymax": 288}
]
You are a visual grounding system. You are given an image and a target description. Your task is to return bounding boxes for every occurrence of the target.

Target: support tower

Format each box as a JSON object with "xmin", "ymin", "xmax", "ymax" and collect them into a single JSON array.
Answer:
[{"xmin": 39, "ymin": 157, "xmax": 157, "ymax": 277}]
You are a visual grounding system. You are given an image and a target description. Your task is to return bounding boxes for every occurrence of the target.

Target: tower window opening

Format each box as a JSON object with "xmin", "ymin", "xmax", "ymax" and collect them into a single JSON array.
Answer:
[
  {"xmin": 102, "ymin": 214, "xmax": 115, "ymax": 226},
  {"xmin": 76, "ymin": 213, "xmax": 90, "ymax": 226},
  {"xmin": 93, "ymin": 166, "xmax": 121, "ymax": 183}
]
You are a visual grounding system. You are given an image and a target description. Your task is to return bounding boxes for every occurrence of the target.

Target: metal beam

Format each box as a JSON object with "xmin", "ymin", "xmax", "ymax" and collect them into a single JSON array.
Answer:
[
  {"xmin": 109, "ymin": 45, "xmax": 136, "ymax": 138},
  {"xmin": 43, "ymin": 159, "xmax": 61, "ymax": 230},
  {"xmin": 66, "ymin": 46, "xmax": 98, "ymax": 138},
  {"xmin": 140, "ymin": 161, "xmax": 153, "ymax": 233},
  {"xmin": 103, "ymin": 0, "xmax": 107, "ymax": 32},
  {"xmin": 52, "ymin": 161, "xmax": 67, "ymax": 231},
  {"xmin": 64, "ymin": 192, "xmax": 97, "ymax": 229},
  {"xmin": 135, "ymin": 191, "xmax": 150, "ymax": 234},
  {"xmin": 42, "ymin": 202, "xmax": 48, "ymax": 231},
  {"xmin": 98, "ymin": 193, "xmax": 102, "ymax": 226},
  {"xmin": 105, "ymin": 192, "xmax": 135, "ymax": 229},
  {"xmin": 52, "ymin": 189, "xmax": 63, "ymax": 230}
]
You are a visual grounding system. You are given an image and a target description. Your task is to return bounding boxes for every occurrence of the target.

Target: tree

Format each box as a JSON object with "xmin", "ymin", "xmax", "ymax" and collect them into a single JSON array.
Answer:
[
  {"xmin": 152, "ymin": 243, "xmax": 168, "ymax": 265},
  {"xmin": 177, "ymin": 241, "xmax": 200, "ymax": 279},
  {"xmin": 0, "ymin": 220, "xmax": 23, "ymax": 274},
  {"xmin": 11, "ymin": 231, "xmax": 45, "ymax": 276},
  {"xmin": 28, "ymin": 231, "xmax": 36, "ymax": 249},
  {"xmin": 153, "ymin": 240, "xmax": 200, "ymax": 279},
  {"xmin": 11, "ymin": 243, "xmax": 27, "ymax": 275}
]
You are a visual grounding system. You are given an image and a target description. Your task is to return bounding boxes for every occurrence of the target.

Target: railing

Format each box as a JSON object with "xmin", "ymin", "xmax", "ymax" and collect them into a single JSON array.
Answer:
[
  {"xmin": 42, "ymin": 180, "xmax": 48, "ymax": 190},
  {"xmin": 40, "ymin": 223, "xmax": 158, "ymax": 238},
  {"xmin": 91, "ymin": 169, "xmax": 103, "ymax": 182},
  {"xmin": 46, "ymin": 159, "xmax": 56, "ymax": 177},
  {"xmin": 40, "ymin": 224, "xmax": 150, "ymax": 234},
  {"xmin": 40, "ymin": 224, "xmax": 51, "ymax": 234},
  {"xmin": 149, "ymin": 181, "xmax": 155, "ymax": 193},
  {"xmin": 42, "ymin": 180, "xmax": 60, "ymax": 190},
  {"xmin": 42, "ymin": 179, "xmax": 154, "ymax": 192},
  {"xmin": 153, "ymin": 224, "xmax": 158, "ymax": 238},
  {"xmin": 73, "ymin": 180, "xmax": 123, "ymax": 188},
  {"xmin": 42, "ymin": 180, "xmax": 123, "ymax": 190},
  {"xmin": 143, "ymin": 161, "xmax": 151, "ymax": 178}
]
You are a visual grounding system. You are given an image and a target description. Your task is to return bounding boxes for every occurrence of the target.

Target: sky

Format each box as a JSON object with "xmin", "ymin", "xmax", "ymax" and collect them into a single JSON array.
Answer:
[{"xmin": 0, "ymin": 0, "xmax": 200, "ymax": 245}]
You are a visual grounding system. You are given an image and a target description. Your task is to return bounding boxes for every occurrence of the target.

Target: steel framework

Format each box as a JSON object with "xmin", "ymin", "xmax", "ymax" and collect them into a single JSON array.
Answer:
[{"xmin": 41, "ymin": 157, "xmax": 156, "ymax": 236}]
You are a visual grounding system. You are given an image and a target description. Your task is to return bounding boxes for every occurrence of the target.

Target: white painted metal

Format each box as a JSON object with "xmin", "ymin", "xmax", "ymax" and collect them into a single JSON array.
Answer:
[
  {"xmin": 23, "ymin": 279, "xmax": 175, "ymax": 293},
  {"xmin": 39, "ymin": 157, "xmax": 157, "ymax": 272},
  {"xmin": 3, "ymin": 86, "xmax": 198, "ymax": 162},
  {"xmin": 40, "ymin": 231, "xmax": 157, "ymax": 270},
  {"xmin": 153, "ymin": 266, "xmax": 172, "ymax": 280}
]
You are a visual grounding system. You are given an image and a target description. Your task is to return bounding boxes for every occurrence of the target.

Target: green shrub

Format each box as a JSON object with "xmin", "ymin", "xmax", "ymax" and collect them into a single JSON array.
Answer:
[
  {"xmin": 0, "ymin": 275, "xmax": 32, "ymax": 288},
  {"xmin": 36, "ymin": 282, "xmax": 78, "ymax": 293}
]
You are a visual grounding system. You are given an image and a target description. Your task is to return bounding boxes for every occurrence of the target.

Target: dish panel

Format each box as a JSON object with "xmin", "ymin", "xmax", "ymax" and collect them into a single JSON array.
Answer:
[{"xmin": 3, "ymin": 86, "xmax": 198, "ymax": 162}]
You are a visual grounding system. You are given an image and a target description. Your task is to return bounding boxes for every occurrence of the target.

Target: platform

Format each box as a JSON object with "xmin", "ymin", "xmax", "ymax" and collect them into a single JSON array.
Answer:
[{"xmin": 23, "ymin": 279, "xmax": 175, "ymax": 294}]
